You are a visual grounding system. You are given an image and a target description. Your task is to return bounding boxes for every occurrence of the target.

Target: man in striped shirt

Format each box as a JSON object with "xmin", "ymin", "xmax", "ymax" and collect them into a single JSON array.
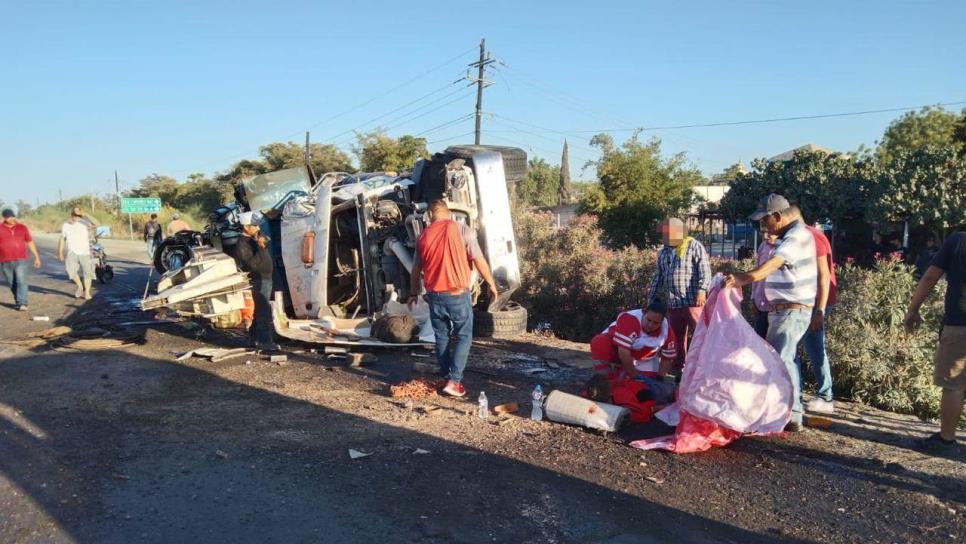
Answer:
[
  {"xmin": 725, "ymin": 194, "xmax": 817, "ymax": 431},
  {"xmin": 646, "ymin": 217, "xmax": 711, "ymax": 374}
]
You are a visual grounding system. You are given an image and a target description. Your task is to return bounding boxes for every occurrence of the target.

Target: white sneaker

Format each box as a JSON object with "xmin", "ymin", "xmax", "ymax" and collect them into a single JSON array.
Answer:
[
  {"xmin": 74, "ymin": 286, "xmax": 83, "ymax": 298},
  {"xmin": 806, "ymin": 398, "xmax": 835, "ymax": 414}
]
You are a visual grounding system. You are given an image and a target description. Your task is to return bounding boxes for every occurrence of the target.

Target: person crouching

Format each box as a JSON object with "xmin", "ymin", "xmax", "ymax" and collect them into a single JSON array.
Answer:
[{"xmin": 588, "ymin": 302, "xmax": 678, "ymax": 408}]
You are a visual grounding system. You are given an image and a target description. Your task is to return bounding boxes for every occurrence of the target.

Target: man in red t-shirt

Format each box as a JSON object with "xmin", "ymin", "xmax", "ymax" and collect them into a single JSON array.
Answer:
[
  {"xmin": 792, "ymin": 205, "xmax": 836, "ymax": 414},
  {"xmin": 589, "ymin": 301, "xmax": 678, "ymax": 404},
  {"xmin": 0, "ymin": 209, "xmax": 42, "ymax": 310},
  {"xmin": 408, "ymin": 200, "xmax": 498, "ymax": 397}
]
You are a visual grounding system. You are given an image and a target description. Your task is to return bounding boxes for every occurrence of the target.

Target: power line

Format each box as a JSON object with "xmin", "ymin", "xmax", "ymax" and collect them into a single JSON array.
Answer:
[
  {"xmin": 498, "ymin": 100, "xmax": 966, "ymax": 134},
  {"xmin": 305, "ymin": 45, "xmax": 477, "ymax": 132},
  {"xmin": 414, "ymin": 114, "xmax": 476, "ymax": 137},
  {"xmin": 330, "ymin": 84, "xmax": 473, "ymax": 144},
  {"xmin": 335, "ymin": 89, "xmax": 475, "ymax": 147},
  {"xmin": 428, "ymin": 130, "xmax": 477, "ymax": 145},
  {"xmin": 322, "ymin": 81, "xmax": 467, "ymax": 142}
]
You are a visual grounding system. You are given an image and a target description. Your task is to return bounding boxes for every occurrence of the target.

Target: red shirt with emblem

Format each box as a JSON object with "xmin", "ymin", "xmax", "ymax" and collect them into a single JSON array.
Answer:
[
  {"xmin": 805, "ymin": 225, "xmax": 837, "ymax": 306},
  {"xmin": 0, "ymin": 222, "xmax": 32, "ymax": 262},
  {"xmin": 603, "ymin": 310, "xmax": 677, "ymax": 374}
]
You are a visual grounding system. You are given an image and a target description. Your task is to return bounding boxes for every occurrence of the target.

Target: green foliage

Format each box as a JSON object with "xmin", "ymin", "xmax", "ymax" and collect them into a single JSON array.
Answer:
[
  {"xmin": 558, "ymin": 140, "xmax": 572, "ymax": 204},
  {"xmin": 218, "ymin": 141, "xmax": 353, "ymax": 183},
  {"xmin": 876, "ymin": 106, "xmax": 965, "ymax": 163},
  {"xmin": 130, "ymin": 173, "xmax": 227, "ymax": 216},
  {"xmin": 515, "ymin": 158, "xmax": 562, "ymax": 208},
  {"xmin": 710, "ymin": 163, "xmax": 744, "ymax": 185},
  {"xmin": 353, "ymin": 131, "xmax": 428, "ymax": 172},
  {"xmin": 514, "ymin": 210, "xmax": 657, "ymax": 341},
  {"xmin": 581, "ymin": 132, "xmax": 703, "ymax": 247},
  {"xmin": 873, "ymin": 145, "xmax": 966, "ymax": 234},
  {"xmin": 825, "ymin": 256, "xmax": 951, "ymax": 422},
  {"xmin": 718, "ymin": 149, "xmax": 878, "ymax": 223}
]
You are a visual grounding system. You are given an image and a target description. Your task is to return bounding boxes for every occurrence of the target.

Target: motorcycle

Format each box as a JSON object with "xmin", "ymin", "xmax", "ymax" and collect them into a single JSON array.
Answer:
[{"xmin": 91, "ymin": 226, "xmax": 114, "ymax": 284}]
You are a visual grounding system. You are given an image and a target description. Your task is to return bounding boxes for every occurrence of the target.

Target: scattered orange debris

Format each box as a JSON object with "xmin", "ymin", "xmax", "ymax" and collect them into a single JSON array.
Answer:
[{"xmin": 389, "ymin": 378, "xmax": 443, "ymax": 399}]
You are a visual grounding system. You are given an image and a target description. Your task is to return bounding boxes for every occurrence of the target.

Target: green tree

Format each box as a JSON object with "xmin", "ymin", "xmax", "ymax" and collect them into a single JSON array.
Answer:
[
  {"xmin": 877, "ymin": 106, "xmax": 965, "ymax": 163},
  {"xmin": 581, "ymin": 132, "xmax": 702, "ymax": 247},
  {"xmin": 873, "ymin": 145, "xmax": 966, "ymax": 236},
  {"xmin": 353, "ymin": 131, "xmax": 429, "ymax": 172},
  {"xmin": 710, "ymin": 163, "xmax": 744, "ymax": 185},
  {"xmin": 218, "ymin": 141, "xmax": 353, "ymax": 183},
  {"xmin": 718, "ymin": 149, "xmax": 879, "ymax": 225},
  {"xmin": 14, "ymin": 200, "xmax": 32, "ymax": 216},
  {"xmin": 516, "ymin": 158, "xmax": 562, "ymax": 207},
  {"xmin": 132, "ymin": 174, "xmax": 180, "ymax": 204}
]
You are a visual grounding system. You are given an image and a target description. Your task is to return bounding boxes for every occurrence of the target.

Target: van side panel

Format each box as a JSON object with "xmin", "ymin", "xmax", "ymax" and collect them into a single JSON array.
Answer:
[{"xmin": 472, "ymin": 151, "xmax": 521, "ymax": 302}]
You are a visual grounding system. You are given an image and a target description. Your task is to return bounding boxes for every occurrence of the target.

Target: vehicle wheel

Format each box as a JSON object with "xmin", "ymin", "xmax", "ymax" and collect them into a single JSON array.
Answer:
[
  {"xmin": 101, "ymin": 266, "xmax": 114, "ymax": 284},
  {"xmin": 153, "ymin": 240, "xmax": 192, "ymax": 275},
  {"xmin": 474, "ymin": 301, "xmax": 528, "ymax": 339},
  {"xmin": 443, "ymin": 145, "xmax": 528, "ymax": 184}
]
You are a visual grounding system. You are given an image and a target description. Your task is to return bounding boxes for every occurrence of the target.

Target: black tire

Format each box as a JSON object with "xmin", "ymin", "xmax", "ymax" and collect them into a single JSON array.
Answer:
[
  {"xmin": 153, "ymin": 239, "xmax": 193, "ymax": 275},
  {"xmin": 443, "ymin": 145, "xmax": 528, "ymax": 184},
  {"xmin": 474, "ymin": 301, "xmax": 528, "ymax": 339}
]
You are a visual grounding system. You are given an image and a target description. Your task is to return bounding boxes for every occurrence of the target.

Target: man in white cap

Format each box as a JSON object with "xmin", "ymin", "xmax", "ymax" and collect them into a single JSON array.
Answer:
[{"xmin": 233, "ymin": 211, "xmax": 277, "ymax": 351}]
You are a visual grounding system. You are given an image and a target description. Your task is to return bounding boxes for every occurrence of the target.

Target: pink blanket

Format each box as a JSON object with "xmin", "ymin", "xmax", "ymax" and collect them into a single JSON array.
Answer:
[{"xmin": 630, "ymin": 275, "xmax": 792, "ymax": 453}]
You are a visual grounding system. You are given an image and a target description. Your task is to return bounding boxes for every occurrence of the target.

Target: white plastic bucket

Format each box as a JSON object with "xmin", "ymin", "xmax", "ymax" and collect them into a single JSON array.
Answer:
[{"xmin": 544, "ymin": 390, "xmax": 630, "ymax": 432}]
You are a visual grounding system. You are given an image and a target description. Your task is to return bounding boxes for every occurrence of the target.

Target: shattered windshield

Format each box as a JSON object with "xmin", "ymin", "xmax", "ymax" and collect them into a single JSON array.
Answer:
[{"xmin": 242, "ymin": 166, "xmax": 312, "ymax": 212}]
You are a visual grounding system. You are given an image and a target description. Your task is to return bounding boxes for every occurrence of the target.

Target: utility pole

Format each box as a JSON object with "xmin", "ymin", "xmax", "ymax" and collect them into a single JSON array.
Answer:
[
  {"xmin": 59, "ymin": 189, "xmax": 63, "ymax": 202},
  {"xmin": 115, "ymin": 170, "xmax": 121, "ymax": 216},
  {"xmin": 467, "ymin": 38, "xmax": 495, "ymax": 145}
]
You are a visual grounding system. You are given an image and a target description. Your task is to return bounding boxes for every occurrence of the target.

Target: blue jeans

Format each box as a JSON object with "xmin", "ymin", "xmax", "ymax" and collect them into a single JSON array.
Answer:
[
  {"xmin": 426, "ymin": 291, "xmax": 474, "ymax": 384},
  {"xmin": 632, "ymin": 375, "xmax": 677, "ymax": 405},
  {"xmin": 146, "ymin": 239, "xmax": 157, "ymax": 261},
  {"xmin": 795, "ymin": 307, "xmax": 834, "ymax": 402},
  {"xmin": 1, "ymin": 259, "xmax": 29, "ymax": 306},
  {"xmin": 767, "ymin": 308, "xmax": 812, "ymax": 424}
]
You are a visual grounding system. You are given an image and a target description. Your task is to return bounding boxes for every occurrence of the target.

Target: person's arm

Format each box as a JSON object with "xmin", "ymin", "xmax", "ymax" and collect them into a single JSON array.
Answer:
[
  {"xmin": 27, "ymin": 240, "xmax": 41, "ymax": 268},
  {"xmin": 57, "ymin": 233, "xmax": 65, "ymax": 262},
  {"xmin": 903, "ymin": 265, "xmax": 944, "ymax": 332},
  {"xmin": 407, "ymin": 261, "xmax": 423, "ymax": 309},
  {"xmin": 646, "ymin": 251, "xmax": 664, "ymax": 306},
  {"xmin": 810, "ymin": 256, "xmax": 831, "ymax": 331},
  {"xmin": 694, "ymin": 243, "xmax": 711, "ymax": 306},
  {"xmin": 473, "ymin": 255, "xmax": 499, "ymax": 303},
  {"xmin": 617, "ymin": 347, "xmax": 639, "ymax": 378},
  {"xmin": 724, "ymin": 255, "xmax": 786, "ymax": 288}
]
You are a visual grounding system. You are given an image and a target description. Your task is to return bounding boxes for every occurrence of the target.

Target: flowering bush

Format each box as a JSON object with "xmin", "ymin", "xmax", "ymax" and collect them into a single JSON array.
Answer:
[
  {"xmin": 514, "ymin": 211, "xmax": 956, "ymax": 423},
  {"xmin": 825, "ymin": 254, "xmax": 949, "ymax": 421}
]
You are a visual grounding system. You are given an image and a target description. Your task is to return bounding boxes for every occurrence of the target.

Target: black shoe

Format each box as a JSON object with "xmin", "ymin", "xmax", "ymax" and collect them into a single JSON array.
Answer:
[
  {"xmin": 915, "ymin": 432, "xmax": 958, "ymax": 453},
  {"xmin": 784, "ymin": 421, "xmax": 804, "ymax": 433}
]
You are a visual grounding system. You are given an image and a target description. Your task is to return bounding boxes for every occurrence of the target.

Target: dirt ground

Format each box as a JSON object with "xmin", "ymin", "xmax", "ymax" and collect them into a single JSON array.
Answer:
[{"xmin": 0, "ymin": 235, "xmax": 963, "ymax": 543}]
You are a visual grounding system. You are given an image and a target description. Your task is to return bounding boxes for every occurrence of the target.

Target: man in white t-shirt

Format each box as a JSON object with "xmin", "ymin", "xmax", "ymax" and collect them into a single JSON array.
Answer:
[{"xmin": 57, "ymin": 207, "xmax": 94, "ymax": 299}]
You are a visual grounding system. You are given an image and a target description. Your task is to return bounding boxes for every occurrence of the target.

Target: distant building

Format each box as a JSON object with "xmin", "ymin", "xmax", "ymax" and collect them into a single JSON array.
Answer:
[{"xmin": 767, "ymin": 143, "xmax": 837, "ymax": 163}]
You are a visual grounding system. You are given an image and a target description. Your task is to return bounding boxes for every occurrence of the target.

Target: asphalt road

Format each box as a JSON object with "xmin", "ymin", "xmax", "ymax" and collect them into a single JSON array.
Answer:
[{"xmin": 0, "ymin": 234, "xmax": 963, "ymax": 543}]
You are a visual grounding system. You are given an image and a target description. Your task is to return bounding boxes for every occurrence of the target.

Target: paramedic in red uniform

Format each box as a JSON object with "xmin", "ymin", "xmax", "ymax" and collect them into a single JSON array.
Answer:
[
  {"xmin": 590, "ymin": 301, "xmax": 678, "ymax": 404},
  {"xmin": 409, "ymin": 200, "xmax": 499, "ymax": 398}
]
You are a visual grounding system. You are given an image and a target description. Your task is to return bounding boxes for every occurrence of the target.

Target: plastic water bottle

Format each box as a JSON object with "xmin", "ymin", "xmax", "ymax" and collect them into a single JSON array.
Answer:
[
  {"xmin": 531, "ymin": 385, "xmax": 544, "ymax": 421},
  {"xmin": 477, "ymin": 391, "xmax": 488, "ymax": 420}
]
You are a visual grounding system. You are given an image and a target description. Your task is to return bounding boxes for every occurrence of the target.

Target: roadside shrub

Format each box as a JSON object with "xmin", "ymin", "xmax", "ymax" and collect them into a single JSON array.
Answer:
[
  {"xmin": 515, "ymin": 210, "xmax": 957, "ymax": 424},
  {"xmin": 515, "ymin": 211, "xmax": 656, "ymax": 341},
  {"xmin": 825, "ymin": 255, "xmax": 950, "ymax": 422}
]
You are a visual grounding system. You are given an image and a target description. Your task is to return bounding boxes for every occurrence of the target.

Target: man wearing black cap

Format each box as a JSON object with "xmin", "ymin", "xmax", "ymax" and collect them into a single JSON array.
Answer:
[
  {"xmin": 0, "ymin": 209, "xmax": 42, "ymax": 311},
  {"xmin": 724, "ymin": 194, "xmax": 817, "ymax": 431}
]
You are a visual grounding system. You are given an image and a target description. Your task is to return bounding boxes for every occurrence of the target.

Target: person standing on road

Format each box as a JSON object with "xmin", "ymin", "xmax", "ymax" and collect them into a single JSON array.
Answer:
[
  {"xmin": 0, "ymin": 209, "xmax": 42, "ymax": 311},
  {"xmin": 724, "ymin": 194, "xmax": 817, "ymax": 432},
  {"xmin": 143, "ymin": 213, "xmax": 162, "ymax": 261},
  {"xmin": 903, "ymin": 230, "xmax": 966, "ymax": 452},
  {"xmin": 233, "ymin": 211, "xmax": 277, "ymax": 352},
  {"xmin": 646, "ymin": 217, "xmax": 711, "ymax": 374},
  {"xmin": 408, "ymin": 200, "xmax": 499, "ymax": 398},
  {"xmin": 57, "ymin": 207, "xmax": 94, "ymax": 300},
  {"xmin": 166, "ymin": 213, "xmax": 191, "ymax": 237},
  {"xmin": 792, "ymin": 206, "xmax": 836, "ymax": 415}
]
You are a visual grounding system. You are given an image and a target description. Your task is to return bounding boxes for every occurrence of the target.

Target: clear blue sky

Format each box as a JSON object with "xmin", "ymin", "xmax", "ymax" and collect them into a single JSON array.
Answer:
[{"xmin": 3, "ymin": 0, "xmax": 965, "ymax": 205}]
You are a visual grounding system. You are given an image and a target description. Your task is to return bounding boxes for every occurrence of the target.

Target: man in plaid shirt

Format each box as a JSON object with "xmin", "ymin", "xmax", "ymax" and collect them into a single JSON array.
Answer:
[{"xmin": 646, "ymin": 217, "xmax": 711, "ymax": 373}]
